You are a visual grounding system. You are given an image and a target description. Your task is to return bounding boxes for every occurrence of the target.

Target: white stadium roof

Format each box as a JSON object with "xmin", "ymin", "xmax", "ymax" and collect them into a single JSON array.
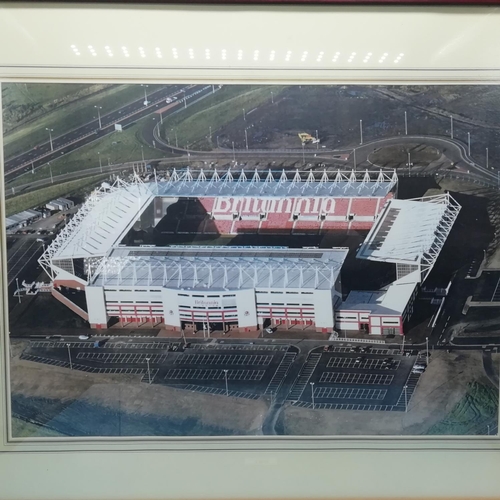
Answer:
[
  {"xmin": 356, "ymin": 193, "xmax": 461, "ymax": 281},
  {"xmin": 341, "ymin": 271, "xmax": 420, "ymax": 315},
  {"xmin": 157, "ymin": 167, "xmax": 397, "ymax": 198},
  {"xmin": 90, "ymin": 246, "xmax": 349, "ymax": 291}
]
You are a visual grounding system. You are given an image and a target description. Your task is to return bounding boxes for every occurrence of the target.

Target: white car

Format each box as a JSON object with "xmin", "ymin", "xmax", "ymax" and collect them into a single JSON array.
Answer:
[{"xmin": 79, "ymin": 335, "xmax": 90, "ymax": 340}]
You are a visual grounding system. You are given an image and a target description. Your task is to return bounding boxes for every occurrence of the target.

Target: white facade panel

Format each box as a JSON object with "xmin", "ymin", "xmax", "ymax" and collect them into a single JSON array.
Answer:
[
  {"xmin": 162, "ymin": 288, "xmax": 181, "ymax": 329},
  {"xmin": 313, "ymin": 289, "xmax": 334, "ymax": 329},
  {"xmin": 371, "ymin": 326, "xmax": 382, "ymax": 335},
  {"xmin": 85, "ymin": 286, "xmax": 108, "ymax": 325},
  {"xmin": 236, "ymin": 289, "xmax": 258, "ymax": 328}
]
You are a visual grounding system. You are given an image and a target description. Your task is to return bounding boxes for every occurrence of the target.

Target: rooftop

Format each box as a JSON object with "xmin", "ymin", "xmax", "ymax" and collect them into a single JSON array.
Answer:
[
  {"xmin": 356, "ymin": 193, "xmax": 461, "ymax": 280},
  {"xmin": 91, "ymin": 246, "xmax": 349, "ymax": 291},
  {"xmin": 156, "ymin": 167, "xmax": 397, "ymax": 199}
]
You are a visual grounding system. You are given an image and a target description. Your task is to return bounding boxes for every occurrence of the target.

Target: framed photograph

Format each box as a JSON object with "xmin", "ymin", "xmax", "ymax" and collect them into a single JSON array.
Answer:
[{"xmin": 1, "ymin": 3, "xmax": 500, "ymax": 499}]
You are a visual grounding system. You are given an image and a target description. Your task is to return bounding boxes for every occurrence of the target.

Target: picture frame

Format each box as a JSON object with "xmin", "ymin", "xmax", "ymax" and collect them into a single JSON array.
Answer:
[{"xmin": 1, "ymin": 3, "xmax": 500, "ymax": 499}]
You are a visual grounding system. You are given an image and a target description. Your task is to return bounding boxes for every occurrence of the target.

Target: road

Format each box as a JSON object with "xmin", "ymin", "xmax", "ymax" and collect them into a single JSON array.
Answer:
[{"xmin": 4, "ymin": 84, "xmax": 214, "ymax": 182}]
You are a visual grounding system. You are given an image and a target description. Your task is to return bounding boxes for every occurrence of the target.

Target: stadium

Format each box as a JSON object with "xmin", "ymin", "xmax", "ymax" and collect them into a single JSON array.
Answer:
[{"xmin": 38, "ymin": 167, "xmax": 460, "ymax": 336}]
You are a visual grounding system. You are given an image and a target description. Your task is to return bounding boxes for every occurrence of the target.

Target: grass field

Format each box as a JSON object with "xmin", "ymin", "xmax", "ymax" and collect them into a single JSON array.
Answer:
[
  {"xmin": 159, "ymin": 85, "xmax": 286, "ymax": 150},
  {"xmin": 7, "ymin": 118, "xmax": 162, "ymax": 188},
  {"xmin": 3, "ymin": 83, "xmax": 165, "ymax": 159},
  {"xmin": 11, "ymin": 416, "xmax": 64, "ymax": 438},
  {"xmin": 369, "ymin": 145, "xmax": 441, "ymax": 169},
  {"xmin": 6, "ymin": 175, "xmax": 107, "ymax": 216},
  {"xmin": 425, "ymin": 381, "xmax": 498, "ymax": 435}
]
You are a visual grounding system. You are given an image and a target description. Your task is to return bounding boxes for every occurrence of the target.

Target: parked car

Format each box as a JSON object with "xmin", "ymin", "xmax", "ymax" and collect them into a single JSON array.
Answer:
[{"xmin": 354, "ymin": 356, "xmax": 364, "ymax": 364}]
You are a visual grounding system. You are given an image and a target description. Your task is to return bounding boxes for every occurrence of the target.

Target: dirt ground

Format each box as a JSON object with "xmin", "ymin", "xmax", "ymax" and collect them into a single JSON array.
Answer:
[
  {"xmin": 281, "ymin": 350, "xmax": 493, "ymax": 435},
  {"xmin": 9, "ymin": 340, "xmax": 268, "ymax": 437}
]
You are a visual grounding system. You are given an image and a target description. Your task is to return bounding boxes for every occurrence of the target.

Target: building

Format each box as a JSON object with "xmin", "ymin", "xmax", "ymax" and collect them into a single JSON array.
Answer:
[
  {"xmin": 336, "ymin": 194, "xmax": 461, "ymax": 335},
  {"xmin": 39, "ymin": 169, "xmax": 397, "ymax": 333},
  {"xmin": 46, "ymin": 197, "xmax": 74, "ymax": 211},
  {"xmin": 37, "ymin": 170, "xmax": 461, "ymax": 336},
  {"xmin": 5, "ymin": 209, "xmax": 42, "ymax": 232}
]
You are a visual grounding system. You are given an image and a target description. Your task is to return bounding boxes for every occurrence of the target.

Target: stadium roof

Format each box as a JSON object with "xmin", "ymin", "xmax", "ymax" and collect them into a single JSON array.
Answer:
[
  {"xmin": 90, "ymin": 246, "xmax": 349, "ymax": 291},
  {"xmin": 356, "ymin": 193, "xmax": 461, "ymax": 281},
  {"xmin": 39, "ymin": 179, "xmax": 154, "ymax": 274},
  {"xmin": 156, "ymin": 167, "xmax": 397, "ymax": 199},
  {"xmin": 340, "ymin": 271, "xmax": 420, "ymax": 315}
]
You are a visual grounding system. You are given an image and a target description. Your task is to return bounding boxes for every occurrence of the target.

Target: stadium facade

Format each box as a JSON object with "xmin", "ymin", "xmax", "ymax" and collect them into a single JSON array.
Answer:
[{"xmin": 39, "ymin": 168, "xmax": 460, "ymax": 336}]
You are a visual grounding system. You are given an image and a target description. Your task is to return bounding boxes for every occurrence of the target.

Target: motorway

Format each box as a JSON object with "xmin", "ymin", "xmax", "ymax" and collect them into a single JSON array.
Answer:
[{"xmin": 4, "ymin": 84, "xmax": 215, "ymax": 182}]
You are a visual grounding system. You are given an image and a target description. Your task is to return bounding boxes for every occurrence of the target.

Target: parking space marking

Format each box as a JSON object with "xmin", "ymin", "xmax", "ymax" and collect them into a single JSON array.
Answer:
[
  {"xmin": 165, "ymin": 369, "xmax": 265, "ymax": 381},
  {"xmin": 328, "ymin": 347, "xmax": 400, "ymax": 355},
  {"xmin": 182, "ymin": 384, "xmax": 259, "ymax": 400},
  {"xmin": 76, "ymin": 352, "xmax": 169, "ymax": 364},
  {"xmin": 314, "ymin": 387, "xmax": 387, "ymax": 400},
  {"xmin": 193, "ymin": 344, "xmax": 289, "ymax": 352},
  {"xmin": 319, "ymin": 372, "xmax": 394, "ymax": 385},
  {"xmin": 175, "ymin": 354, "xmax": 272, "ymax": 366},
  {"xmin": 30, "ymin": 341, "xmax": 168, "ymax": 349},
  {"xmin": 326, "ymin": 357, "xmax": 400, "ymax": 370}
]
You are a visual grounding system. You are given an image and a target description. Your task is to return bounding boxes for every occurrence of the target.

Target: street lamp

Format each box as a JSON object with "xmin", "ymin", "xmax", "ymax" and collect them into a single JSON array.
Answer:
[
  {"xmin": 243, "ymin": 108, "xmax": 246, "ymax": 121},
  {"xmin": 97, "ymin": 152, "xmax": 102, "ymax": 173},
  {"xmin": 468, "ymin": 132, "xmax": 471, "ymax": 156},
  {"xmin": 450, "ymin": 115, "xmax": 454, "ymax": 139},
  {"xmin": 146, "ymin": 357, "xmax": 151, "ymax": 384},
  {"xmin": 94, "ymin": 105, "xmax": 102, "ymax": 129},
  {"xmin": 15, "ymin": 278, "xmax": 21, "ymax": 304},
  {"xmin": 353, "ymin": 148, "xmax": 357, "ymax": 171},
  {"xmin": 232, "ymin": 141, "xmax": 236, "ymax": 162},
  {"xmin": 302, "ymin": 142, "xmax": 305, "ymax": 164},
  {"xmin": 216, "ymin": 135, "xmax": 220, "ymax": 148},
  {"xmin": 271, "ymin": 91, "xmax": 274, "ymax": 104},
  {"xmin": 310, "ymin": 382, "xmax": 315, "ymax": 409},
  {"xmin": 141, "ymin": 144, "xmax": 145, "ymax": 163},
  {"xmin": 315, "ymin": 129, "xmax": 319, "ymax": 150},
  {"xmin": 172, "ymin": 129, "xmax": 178, "ymax": 148},
  {"xmin": 49, "ymin": 162, "xmax": 54, "ymax": 184},
  {"xmin": 183, "ymin": 90, "xmax": 187, "ymax": 109},
  {"xmin": 426, "ymin": 336, "xmax": 429, "ymax": 366},
  {"xmin": 359, "ymin": 119, "xmax": 363, "ymax": 145},
  {"xmin": 46, "ymin": 128, "xmax": 54, "ymax": 151},
  {"xmin": 404, "ymin": 111, "xmax": 408, "ymax": 135},
  {"xmin": 141, "ymin": 84, "xmax": 149, "ymax": 106},
  {"xmin": 404, "ymin": 385, "xmax": 408, "ymax": 412},
  {"xmin": 401, "ymin": 334, "xmax": 405, "ymax": 355},
  {"xmin": 224, "ymin": 369, "xmax": 229, "ymax": 396},
  {"xmin": 66, "ymin": 343, "xmax": 73, "ymax": 370},
  {"xmin": 486, "ymin": 147, "xmax": 489, "ymax": 170},
  {"xmin": 244, "ymin": 129, "xmax": 248, "ymax": 150},
  {"xmin": 181, "ymin": 328, "xmax": 186, "ymax": 347}
]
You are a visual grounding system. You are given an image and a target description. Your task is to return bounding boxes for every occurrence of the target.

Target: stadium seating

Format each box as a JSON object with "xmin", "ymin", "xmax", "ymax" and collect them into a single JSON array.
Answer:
[
  {"xmin": 326, "ymin": 198, "xmax": 350, "ymax": 218},
  {"xmin": 320, "ymin": 221, "xmax": 349, "ymax": 231},
  {"xmin": 351, "ymin": 198, "xmax": 379, "ymax": 217},
  {"xmin": 234, "ymin": 220, "xmax": 261, "ymax": 233},
  {"xmin": 293, "ymin": 221, "xmax": 322, "ymax": 232}
]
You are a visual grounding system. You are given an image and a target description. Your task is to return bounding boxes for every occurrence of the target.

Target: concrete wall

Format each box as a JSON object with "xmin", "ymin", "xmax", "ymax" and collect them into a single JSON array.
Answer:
[
  {"xmin": 162, "ymin": 288, "xmax": 181, "ymax": 330},
  {"xmin": 236, "ymin": 288, "xmax": 258, "ymax": 331},
  {"xmin": 313, "ymin": 289, "xmax": 334, "ymax": 331}
]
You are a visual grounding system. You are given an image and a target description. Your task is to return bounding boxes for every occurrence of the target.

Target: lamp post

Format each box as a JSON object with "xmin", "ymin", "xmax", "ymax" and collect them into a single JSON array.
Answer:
[
  {"xmin": 98, "ymin": 152, "xmax": 102, "ymax": 173},
  {"xmin": 141, "ymin": 144, "xmax": 145, "ymax": 163},
  {"xmin": 302, "ymin": 142, "xmax": 305, "ymax": 164},
  {"xmin": 404, "ymin": 111, "xmax": 408, "ymax": 135},
  {"xmin": 94, "ymin": 105, "xmax": 102, "ymax": 129},
  {"xmin": 49, "ymin": 162, "xmax": 53, "ymax": 184},
  {"xmin": 271, "ymin": 91, "xmax": 274, "ymax": 104},
  {"xmin": 310, "ymin": 382, "xmax": 315, "ymax": 409},
  {"xmin": 426, "ymin": 336, "xmax": 429, "ymax": 366},
  {"xmin": 404, "ymin": 385, "xmax": 408, "ymax": 412},
  {"xmin": 359, "ymin": 119, "xmax": 363, "ymax": 145},
  {"xmin": 224, "ymin": 369, "xmax": 229, "ymax": 396},
  {"xmin": 401, "ymin": 334, "xmax": 405, "ymax": 355},
  {"xmin": 160, "ymin": 111, "xmax": 163, "ymax": 125},
  {"xmin": 216, "ymin": 135, "xmax": 220, "ymax": 148},
  {"xmin": 468, "ymin": 132, "xmax": 471, "ymax": 156},
  {"xmin": 408, "ymin": 152, "xmax": 411, "ymax": 177},
  {"xmin": 141, "ymin": 84, "xmax": 149, "ymax": 105},
  {"xmin": 181, "ymin": 328, "xmax": 186, "ymax": 347},
  {"xmin": 353, "ymin": 148, "xmax": 357, "ymax": 171},
  {"xmin": 245, "ymin": 129, "xmax": 248, "ymax": 150},
  {"xmin": 183, "ymin": 90, "xmax": 187, "ymax": 109},
  {"xmin": 486, "ymin": 147, "xmax": 489, "ymax": 170},
  {"xmin": 46, "ymin": 128, "xmax": 54, "ymax": 151},
  {"xmin": 232, "ymin": 141, "xmax": 236, "ymax": 162},
  {"xmin": 15, "ymin": 278, "xmax": 21, "ymax": 304},
  {"xmin": 243, "ymin": 108, "xmax": 246, "ymax": 121},
  {"xmin": 66, "ymin": 343, "xmax": 73, "ymax": 370},
  {"xmin": 450, "ymin": 115, "xmax": 454, "ymax": 139},
  {"xmin": 316, "ymin": 129, "xmax": 319, "ymax": 149},
  {"xmin": 146, "ymin": 357, "xmax": 151, "ymax": 384},
  {"xmin": 209, "ymin": 126, "xmax": 212, "ymax": 141}
]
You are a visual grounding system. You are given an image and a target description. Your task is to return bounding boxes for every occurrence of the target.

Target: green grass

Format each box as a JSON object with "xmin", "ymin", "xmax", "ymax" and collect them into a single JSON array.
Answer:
[
  {"xmin": 11, "ymin": 417, "xmax": 64, "ymax": 438},
  {"xmin": 3, "ymin": 84, "xmax": 166, "ymax": 159},
  {"xmin": 425, "ymin": 382, "xmax": 498, "ymax": 435},
  {"xmin": 160, "ymin": 85, "xmax": 287, "ymax": 150},
  {"xmin": 7, "ymin": 118, "xmax": 162, "ymax": 188},
  {"xmin": 6, "ymin": 175, "xmax": 107, "ymax": 216}
]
